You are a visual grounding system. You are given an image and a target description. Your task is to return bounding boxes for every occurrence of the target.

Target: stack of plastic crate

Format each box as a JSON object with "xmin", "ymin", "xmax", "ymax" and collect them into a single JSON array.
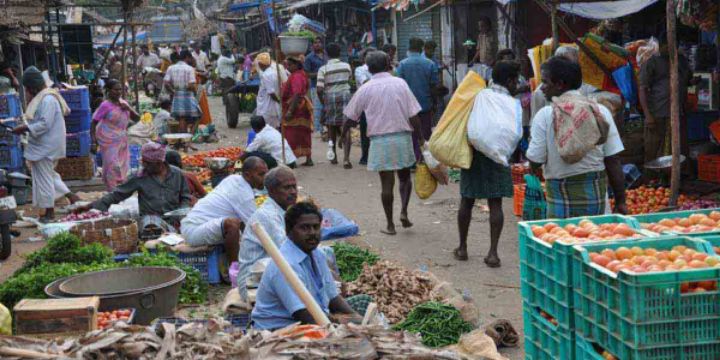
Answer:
[
  {"xmin": 59, "ymin": 87, "xmax": 94, "ymax": 180},
  {"xmin": 0, "ymin": 94, "xmax": 23, "ymax": 172}
]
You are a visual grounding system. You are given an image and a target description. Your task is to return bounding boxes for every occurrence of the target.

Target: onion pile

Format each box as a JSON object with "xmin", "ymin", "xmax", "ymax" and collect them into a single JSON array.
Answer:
[
  {"xmin": 61, "ymin": 210, "xmax": 110, "ymax": 222},
  {"xmin": 677, "ymin": 199, "xmax": 719, "ymax": 211}
]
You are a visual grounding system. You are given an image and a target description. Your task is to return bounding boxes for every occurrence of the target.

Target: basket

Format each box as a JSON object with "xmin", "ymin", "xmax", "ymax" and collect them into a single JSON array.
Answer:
[
  {"xmin": 0, "ymin": 94, "xmax": 22, "ymax": 119},
  {"xmin": 698, "ymin": 154, "xmax": 720, "ymax": 183},
  {"xmin": 56, "ymin": 156, "xmax": 94, "ymax": 180},
  {"xmin": 66, "ymin": 131, "xmax": 91, "ymax": 157},
  {"xmin": 523, "ymin": 302, "xmax": 575, "ymax": 360},
  {"xmin": 0, "ymin": 144, "xmax": 23, "ymax": 169},
  {"xmin": 513, "ymin": 184, "xmax": 525, "ymax": 217},
  {"xmin": 573, "ymin": 236, "xmax": 720, "ymax": 359},
  {"xmin": 176, "ymin": 246, "xmax": 223, "ymax": 284},
  {"xmin": 64, "ymin": 109, "xmax": 92, "ymax": 133},
  {"xmin": 519, "ymin": 215, "xmax": 644, "ymax": 329},
  {"xmin": 279, "ymin": 36, "xmax": 309, "ymax": 55},
  {"xmin": 70, "ymin": 218, "xmax": 138, "ymax": 254},
  {"xmin": 60, "ymin": 87, "xmax": 90, "ymax": 111}
]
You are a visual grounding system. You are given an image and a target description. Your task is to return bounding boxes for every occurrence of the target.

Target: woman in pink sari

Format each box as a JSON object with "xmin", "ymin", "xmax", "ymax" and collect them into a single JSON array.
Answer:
[{"xmin": 92, "ymin": 79, "xmax": 140, "ymax": 190}]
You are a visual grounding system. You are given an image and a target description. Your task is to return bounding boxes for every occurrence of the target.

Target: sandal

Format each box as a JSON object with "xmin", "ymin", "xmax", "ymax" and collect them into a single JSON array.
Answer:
[{"xmin": 484, "ymin": 256, "xmax": 501, "ymax": 268}]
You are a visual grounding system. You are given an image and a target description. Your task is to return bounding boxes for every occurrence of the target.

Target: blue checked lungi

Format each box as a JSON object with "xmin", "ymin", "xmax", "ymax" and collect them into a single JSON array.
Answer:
[
  {"xmin": 171, "ymin": 90, "xmax": 201, "ymax": 119},
  {"xmin": 367, "ymin": 132, "xmax": 416, "ymax": 172},
  {"xmin": 322, "ymin": 90, "xmax": 351, "ymax": 127},
  {"xmin": 545, "ymin": 171, "xmax": 607, "ymax": 219}
]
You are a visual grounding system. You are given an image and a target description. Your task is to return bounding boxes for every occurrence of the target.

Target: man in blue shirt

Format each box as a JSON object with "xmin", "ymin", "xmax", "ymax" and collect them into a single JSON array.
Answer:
[
  {"xmin": 304, "ymin": 39, "xmax": 328, "ymax": 135},
  {"xmin": 252, "ymin": 201, "xmax": 361, "ymax": 330},
  {"xmin": 396, "ymin": 37, "xmax": 439, "ymax": 160}
]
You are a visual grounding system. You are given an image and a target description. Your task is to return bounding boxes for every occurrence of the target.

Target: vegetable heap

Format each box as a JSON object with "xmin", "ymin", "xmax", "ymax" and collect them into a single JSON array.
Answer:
[
  {"xmin": 0, "ymin": 233, "xmax": 208, "ymax": 310},
  {"xmin": 331, "ymin": 242, "xmax": 379, "ymax": 282},
  {"xmin": 393, "ymin": 301, "xmax": 473, "ymax": 348}
]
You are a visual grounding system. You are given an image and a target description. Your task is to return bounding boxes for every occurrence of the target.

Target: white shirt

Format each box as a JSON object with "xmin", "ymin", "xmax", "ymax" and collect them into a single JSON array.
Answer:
[
  {"xmin": 354, "ymin": 64, "xmax": 372, "ymax": 86},
  {"xmin": 138, "ymin": 53, "xmax": 161, "ymax": 69},
  {"xmin": 184, "ymin": 174, "xmax": 257, "ymax": 224},
  {"xmin": 217, "ymin": 55, "xmax": 236, "ymax": 79},
  {"xmin": 246, "ymin": 126, "xmax": 297, "ymax": 165},
  {"xmin": 256, "ymin": 67, "xmax": 282, "ymax": 120},
  {"xmin": 526, "ymin": 92, "xmax": 624, "ymax": 180},
  {"xmin": 164, "ymin": 61, "xmax": 196, "ymax": 90},
  {"xmin": 192, "ymin": 50, "xmax": 210, "ymax": 72},
  {"xmin": 26, "ymin": 95, "xmax": 66, "ymax": 161}
]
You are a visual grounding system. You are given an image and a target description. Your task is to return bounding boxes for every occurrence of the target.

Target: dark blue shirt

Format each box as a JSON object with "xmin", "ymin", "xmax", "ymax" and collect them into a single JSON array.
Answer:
[
  {"xmin": 396, "ymin": 52, "xmax": 439, "ymax": 112},
  {"xmin": 304, "ymin": 52, "xmax": 327, "ymax": 87}
]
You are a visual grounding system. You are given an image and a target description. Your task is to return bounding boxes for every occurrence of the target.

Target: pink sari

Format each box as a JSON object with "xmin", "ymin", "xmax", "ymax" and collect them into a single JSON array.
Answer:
[{"xmin": 93, "ymin": 100, "xmax": 130, "ymax": 190}]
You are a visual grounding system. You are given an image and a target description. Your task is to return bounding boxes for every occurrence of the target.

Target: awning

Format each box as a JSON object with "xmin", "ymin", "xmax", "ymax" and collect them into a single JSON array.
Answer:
[
  {"xmin": 284, "ymin": 0, "xmax": 345, "ymax": 10},
  {"xmin": 495, "ymin": 0, "xmax": 658, "ymax": 20},
  {"xmin": 94, "ymin": 31, "xmax": 148, "ymax": 47}
]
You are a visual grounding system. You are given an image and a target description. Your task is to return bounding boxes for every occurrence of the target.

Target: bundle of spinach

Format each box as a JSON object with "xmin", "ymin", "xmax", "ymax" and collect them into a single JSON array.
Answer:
[
  {"xmin": 393, "ymin": 301, "xmax": 474, "ymax": 348},
  {"xmin": 331, "ymin": 242, "xmax": 379, "ymax": 282},
  {"xmin": 123, "ymin": 249, "xmax": 208, "ymax": 305},
  {"xmin": 15, "ymin": 232, "xmax": 113, "ymax": 275}
]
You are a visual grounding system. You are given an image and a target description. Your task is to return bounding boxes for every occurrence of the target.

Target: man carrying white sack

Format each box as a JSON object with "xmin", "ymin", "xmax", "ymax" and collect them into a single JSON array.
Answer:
[{"xmin": 12, "ymin": 66, "xmax": 79, "ymax": 222}]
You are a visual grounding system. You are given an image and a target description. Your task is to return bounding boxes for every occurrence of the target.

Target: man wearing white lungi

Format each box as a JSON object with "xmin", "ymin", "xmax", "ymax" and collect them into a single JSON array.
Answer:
[{"xmin": 12, "ymin": 66, "xmax": 79, "ymax": 222}]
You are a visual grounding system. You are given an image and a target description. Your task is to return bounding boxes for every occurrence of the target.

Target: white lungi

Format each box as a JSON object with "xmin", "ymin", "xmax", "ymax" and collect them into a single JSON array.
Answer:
[
  {"xmin": 182, "ymin": 216, "xmax": 226, "ymax": 247},
  {"xmin": 30, "ymin": 159, "xmax": 70, "ymax": 208}
]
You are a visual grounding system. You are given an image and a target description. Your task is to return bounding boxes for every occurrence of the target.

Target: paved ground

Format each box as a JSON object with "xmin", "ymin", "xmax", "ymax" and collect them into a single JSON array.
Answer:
[{"xmin": 0, "ymin": 95, "xmax": 524, "ymax": 359}]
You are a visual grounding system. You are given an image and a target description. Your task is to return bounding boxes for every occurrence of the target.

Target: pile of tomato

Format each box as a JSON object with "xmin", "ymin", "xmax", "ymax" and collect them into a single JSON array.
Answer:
[
  {"xmin": 610, "ymin": 186, "xmax": 692, "ymax": 215},
  {"xmin": 97, "ymin": 309, "xmax": 133, "ymax": 330},
  {"xmin": 182, "ymin": 147, "xmax": 244, "ymax": 168}
]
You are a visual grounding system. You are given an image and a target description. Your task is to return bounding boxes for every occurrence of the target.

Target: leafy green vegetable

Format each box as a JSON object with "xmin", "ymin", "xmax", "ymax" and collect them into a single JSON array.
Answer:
[
  {"xmin": 281, "ymin": 30, "xmax": 316, "ymax": 40},
  {"xmin": 393, "ymin": 301, "xmax": 474, "ymax": 348},
  {"xmin": 15, "ymin": 232, "xmax": 113, "ymax": 275},
  {"xmin": 123, "ymin": 249, "xmax": 208, "ymax": 305},
  {"xmin": 331, "ymin": 242, "xmax": 379, "ymax": 282}
]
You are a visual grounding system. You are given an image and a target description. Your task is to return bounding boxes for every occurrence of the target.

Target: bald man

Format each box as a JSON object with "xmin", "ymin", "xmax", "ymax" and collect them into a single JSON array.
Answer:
[{"xmin": 181, "ymin": 157, "xmax": 269, "ymax": 262}]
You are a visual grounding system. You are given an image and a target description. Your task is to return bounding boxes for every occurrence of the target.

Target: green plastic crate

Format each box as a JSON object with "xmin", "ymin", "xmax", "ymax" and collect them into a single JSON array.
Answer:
[
  {"xmin": 573, "ymin": 236, "xmax": 720, "ymax": 359},
  {"xmin": 575, "ymin": 335, "xmax": 614, "ymax": 360},
  {"xmin": 631, "ymin": 208, "xmax": 720, "ymax": 236},
  {"xmin": 697, "ymin": 235, "xmax": 720, "ymax": 255},
  {"xmin": 523, "ymin": 302, "xmax": 575, "ymax": 360},
  {"xmin": 519, "ymin": 215, "xmax": 644, "ymax": 329}
]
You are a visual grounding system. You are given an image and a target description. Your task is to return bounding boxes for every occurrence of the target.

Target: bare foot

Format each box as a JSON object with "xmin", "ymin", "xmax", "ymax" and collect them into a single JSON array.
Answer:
[
  {"xmin": 484, "ymin": 255, "xmax": 501, "ymax": 268},
  {"xmin": 330, "ymin": 158, "xmax": 338, "ymax": 165},
  {"xmin": 343, "ymin": 161, "xmax": 352, "ymax": 169},
  {"xmin": 66, "ymin": 193, "xmax": 81, "ymax": 204},
  {"xmin": 400, "ymin": 215, "xmax": 413, "ymax": 228},
  {"xmin": 380, "ymin": 224, "xmax": 397, "ymax": 235},
  {"xmin": 454, "ymin": 248, "xmax": 468, "ymax": 261},
  {"xmin": 303, "ymin": 159, "xmax": 314, "ymax": 167}
]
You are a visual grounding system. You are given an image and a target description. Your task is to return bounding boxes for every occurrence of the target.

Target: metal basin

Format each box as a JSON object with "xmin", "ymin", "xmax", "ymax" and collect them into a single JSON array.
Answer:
[
  {"xmin": 162, "ymin": 133, "xmax": 192, "ymax": 144},
  {"xmin": 59, "ymin": 267, "xmax": 183, "ymax": 297},
  {"xmin": 204, "ymin": 157, "xmax": 231, "ymax": 170},
  {"xmin": 46, "ymin": 267, "xmax": 186, "ymax": 325}
]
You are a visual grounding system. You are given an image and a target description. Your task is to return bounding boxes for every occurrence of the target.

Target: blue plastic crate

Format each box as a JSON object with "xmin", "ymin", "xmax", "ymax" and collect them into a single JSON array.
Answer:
[
  {"xmin": 60, "ymin": 87, "xmax": 90, "ymax": 110},
  {"xmin": 129, "ymin": 144, "xmax": 141, "ymax": 168},
  {"xmin": 66, "ymin": 131, "xmax": 91, "ymax": 157},
  {"xmin": 687, "ymin": 111, "xmax": 717, "ymax": 142},
  {"xmin": 65, "ymin": 108, "xmax": 92, "ymax": 133},
  {"xmin": 0, "ymin": 94, "xmax": 22, "ymax": 119},
  {"xmin": 0, "ymin": 144, "xmax": 23, "ymax": 169},
  {"xmin": 524, "ymin": 302, "xmax": 575, "ymax": 360},
  {"xmin": 176, "ymin": 246, "xmax": 223, "ymax": 285},
  {"xmin": 573, "ymin": 236, "xmax": 720, "ymax": 359},
  {"xmin": 518, "ymin": 215, "xmax": 645, "ymax": 329},
  {"xmin": 0, "ymin": 120, "xmax": 18, "ymax": 145}
]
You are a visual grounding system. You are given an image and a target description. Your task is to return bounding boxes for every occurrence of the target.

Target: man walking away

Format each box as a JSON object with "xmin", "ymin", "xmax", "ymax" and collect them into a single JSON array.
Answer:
[
  {"xmin": 164, "ymin": 50, "xmax": 201, "ymax": 133},
  {"xmin": 455, "ymin": 61, "xmax": 520, "ymax": 267},
  {"xmin": 396, "ymin": 38, "xmax": 439, "ymax": 160},
  {"xmin": 13, "ymin": 67, "xmax": 79, "ymax": 222},
  {"xmin": 254, "ymin": 53, "xmax": 287, "ymax": 129},
  {"xmin": 317, "ymin": 43, "xmax": 353, "ymax": 168},
  {"xmin": 304, "ymin": 38, "xmax": 327, "ymax": 135},
  {"xmin": 527, "ymin": 56, "xmax": 627, "ymax": 218},
  {"xmin": 354, "ymin": 47, "xmax": 375, "ymax": 165},
  {"xmin": 343, "ymin": 51, "xmax": 424, "ymax": 235}
]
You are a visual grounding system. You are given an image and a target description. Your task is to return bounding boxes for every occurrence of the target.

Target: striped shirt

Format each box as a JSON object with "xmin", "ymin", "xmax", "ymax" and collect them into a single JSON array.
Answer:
[
  {"xmin": 163, "ymin": 61, "xmax": 196, "ymax": 90},
  {"xmin": 237, "ymin": 197, "xmax": 287, "ymax": 299},
  {"xmin": 317, "ymin": 59, "xmax": 351, "ymax": 94}
]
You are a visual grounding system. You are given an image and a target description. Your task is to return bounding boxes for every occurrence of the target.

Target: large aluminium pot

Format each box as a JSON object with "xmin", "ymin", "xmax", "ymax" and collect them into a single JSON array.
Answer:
[{"xmin": 45, "ymin": 267, "xmax": 186, "ymax": 325}]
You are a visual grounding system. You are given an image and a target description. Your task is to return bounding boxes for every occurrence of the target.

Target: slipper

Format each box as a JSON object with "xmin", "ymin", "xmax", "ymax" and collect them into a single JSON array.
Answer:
[
  {"xmin": 343, "ymin": 162, "xmax": 352, "ymax": 169},
  {"xmin": 400, "ymin": 217, "xmax": 413, "ymax": 228},
  {"xmin": 454, "ymin": 248, "xmax": 468, "ymax": 261},
  {"xmin": 380, "ymin": 228, "xmax": 397, "ymax": 236},
  {"xmin": 484, "ymin": 256, "xmax": 501, "ymax": 268}
]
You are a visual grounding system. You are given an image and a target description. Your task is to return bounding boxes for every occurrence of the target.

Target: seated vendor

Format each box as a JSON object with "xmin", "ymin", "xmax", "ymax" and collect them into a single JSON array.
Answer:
[
  {"xmin": 165, "ymin": 150, "xmax": 207, "ymax": 205},
  {"xmin": 78, "ymin": 143, "xmax": 191, "ymax": 231},
  {"xmin": 251, "ymin": 201, "xmax": 363, "ymax": 330},
  {"xmin": 181, "ymin": 156, "xmax": 268, "ymax": 263},
  {"xmin": 237, "ymin": 166, "xmax": 297, "ymax": 299},
  {"xmin": 245, "ymin": 115, "xmax": 297, "ymax": 168}
]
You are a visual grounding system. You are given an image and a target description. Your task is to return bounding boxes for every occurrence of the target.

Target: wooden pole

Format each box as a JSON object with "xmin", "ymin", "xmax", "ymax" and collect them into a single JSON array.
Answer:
[
  {"xmin": 251, "ymin": 223, "xmax": 331, "ymax": 326},
  {"xmin": 93, "ymin": 26, "xmax": 124, "ymax": 82},
  {"xmin": 121, "ymin": 12, "xmax": 128, "ymax": 98},
  {"xmin": 551, "ymin": 1, "xmax": 559, "ymax": 52},
  {"xmin": 131, "ymin": 20, "xmax": 140, "ymax": 112},
  {"xmin": 272, "ymin": 0, "xmax": 287, "ymax": 165},
  {"xmin": 667, "ymin": 0, "xmax": 681, "ymax": 205}
]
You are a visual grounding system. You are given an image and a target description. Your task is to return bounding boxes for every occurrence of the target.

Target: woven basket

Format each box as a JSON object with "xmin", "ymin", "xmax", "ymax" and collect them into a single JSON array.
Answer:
[
  {"xmin": 56, "ymin": 156, "xmax": 94, "ymax": 180},
  {"xmin": 71, "ymin": 218, "xmax": 139, "ymax": 254}
]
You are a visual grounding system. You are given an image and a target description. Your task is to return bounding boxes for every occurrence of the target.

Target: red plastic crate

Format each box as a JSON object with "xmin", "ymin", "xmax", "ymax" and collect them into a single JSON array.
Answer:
[
  {"xmin": 513, "ymin": 184, "xmax": 525, "ymax": 217},
  {"xmin": 698, "ymin": 154, "xmax": 720, "ymax": 183}
]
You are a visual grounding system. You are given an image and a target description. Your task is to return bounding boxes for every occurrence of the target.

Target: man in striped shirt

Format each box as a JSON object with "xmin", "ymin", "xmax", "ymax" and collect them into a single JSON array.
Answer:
[{"xmin": 317, "ymin": 43, "xmax": 354, "ymax": 168}]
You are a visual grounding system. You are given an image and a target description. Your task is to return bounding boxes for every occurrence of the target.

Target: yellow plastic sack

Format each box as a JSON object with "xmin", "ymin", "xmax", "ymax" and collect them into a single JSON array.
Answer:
[
  {"xmin": 415, "ymin": 163, "xmax": 437, "ymax": 200},
  {"xmin": 0, "ymin": 302, "xmax": 10, "ymax": 335},
  {"xmin": 429, "ymin": 71, "xmax": 486, "ymax": 169},
  {"xmin": 140, "ymin": 112, "xmax": 153, "ymax": 124}
]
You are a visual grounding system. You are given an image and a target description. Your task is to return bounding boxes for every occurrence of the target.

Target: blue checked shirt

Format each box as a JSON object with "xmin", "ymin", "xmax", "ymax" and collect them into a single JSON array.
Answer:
[
  {"xmin": 251, "ymin": 239, "xmax": 339, "ymax": 330},
  {"xmin": 237, "ymin": 197, "xmax": 287, "ymax": 299},
  {"xmin": 396, "ymin": 52, "xmax": 439, "ymax": 112}
]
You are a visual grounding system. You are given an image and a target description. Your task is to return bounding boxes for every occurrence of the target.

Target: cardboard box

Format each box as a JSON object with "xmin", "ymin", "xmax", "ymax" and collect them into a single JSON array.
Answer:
[{"xmin": 14, "ymin": 297, "xmax": 99, "ymax": 335}]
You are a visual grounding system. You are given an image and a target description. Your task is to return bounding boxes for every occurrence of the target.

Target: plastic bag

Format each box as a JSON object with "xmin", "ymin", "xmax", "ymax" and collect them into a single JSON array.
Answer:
[
  {"xmin": 429, "ymin": 71, "xmax": 486, "ymax": 169},
  {"xmin": 320, "ymin": 208, "xmax": 359, "ymax": 241},
  {"xmin": 522, "ymin": 174, "xmax": 546, "ymax": 220},
  {"xmin": 422, "ymin": 144, "xmax": 449, "ymax": 185},
  {"xmin": 467, "ymin": 88, "xmax": 523, "ymax": 166},
  {"xmin": 0, "ymin": 303, "xmax": 10, "ymax": 335},
  {"xmin": 636, "ymin": 37, "xmax": 659, "ymax": 67},
  {"xmin": 612, "ymin": 63, "xmax": 638, "ymax": 107},
  {"xmin": 414, "ymin": 163, "xmax": 437, "ymax": 199}
]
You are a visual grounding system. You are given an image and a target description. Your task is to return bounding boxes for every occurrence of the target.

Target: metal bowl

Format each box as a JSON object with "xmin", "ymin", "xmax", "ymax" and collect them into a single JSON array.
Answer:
[
  {"xmin": 162, "ymin": 133, "xmax": 192, "ymax": 144},
  {"xmin": 645, "ymin": 155, "xmax": 686, "ymax": 170},
  {"xmin": 204, "ymin": 157, "xmax": 231, "ymax": 170}
]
